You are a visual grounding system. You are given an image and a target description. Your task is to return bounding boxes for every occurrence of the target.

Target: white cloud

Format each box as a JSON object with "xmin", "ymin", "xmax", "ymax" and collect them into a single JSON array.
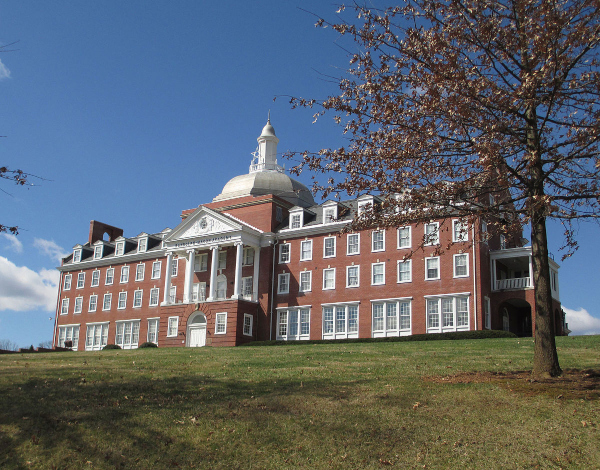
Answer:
[
  {"xmin": 0, "ymin": 233, "xmax": 23, "ymax": 253},
  {"xmin": 34, "ymin": 238, "xmax": 69, "ymax": 263},
  {"xmin": 0, "ymin": 256, "xmax": 58, "ymax": 312},
  {"xmin": 0, "ymin": 58, "xmax": 10, "ymax": 80},
  {"xmin": 563, "ymin": 306, "xmax": 600, "ymax": 336}
]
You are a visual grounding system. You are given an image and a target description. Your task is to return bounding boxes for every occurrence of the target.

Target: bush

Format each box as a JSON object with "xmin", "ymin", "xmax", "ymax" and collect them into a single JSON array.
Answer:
[
  {"xmin": 102, "ymin": 344, "xmax": 121, "ymax": 350},
  {"xmin": 138, "ymin": 342, "xmax": 158, "ymax": 348}
]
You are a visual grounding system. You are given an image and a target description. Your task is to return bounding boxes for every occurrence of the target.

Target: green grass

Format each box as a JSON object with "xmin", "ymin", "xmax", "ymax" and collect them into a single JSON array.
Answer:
[{"xmin": 1, "ymin": 336, "xmax": 599, "ymax": 469}]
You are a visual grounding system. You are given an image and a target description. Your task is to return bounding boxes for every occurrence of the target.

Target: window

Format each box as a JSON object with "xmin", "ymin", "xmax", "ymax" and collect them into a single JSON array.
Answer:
[
  {"xmin": 218, "ymin": 251, "xmax": 227, "ymax": 269},
  {"xmin": 425, "ymin": 257, "xmax": 440, "ymax": 280},
  {"xmin": 91, "ymin": 270, "xmax": 100, "ymax": 287},
  {"xmin": 323, "ymin": 268, "xmax": 335, "ymax": 290},
  {"xmin": 169, "ymin": 286, "xmax": 176, "ymax": 303},
  {"xmin": 398, "ymin": 226, "xmax": 411, "ymax": 249},
  {"xmin": 94, "ymin": 245, "xmax": 103, "ymax": 259},
  {"xmin": 118, "ymin": 292, "xmax": 127, "ymax": 309},
  {"xmin": 424, "ymin": 223, "xmax": 439, "ymax": 245},
  {"xmin": 105, "ymin": 268, "xmax": 114, "ymax": 285},
  {"xmin": 151, "ymin": 261, "xmax": 162, "ymax": 279},
  {"xmin": 215, "ymin": 312, "xmax": 227, "ymax": 334},
  {"xmin": 290, "ymin": 213, "xmax": 302, "ymax": 229},
  {"xmin": 58, "ymin": 325, "xmax": 80, "ymax": 350},
  {"xmin": 73, "ymin": 249, "xmax": 82, "ymax": 263},
  {"xmin": 278, "ymin": 273, "xmax": 290, "ymax": 294},
  {"xmin": 115, "ymin": 320, "xmax": 140, "ymax": 349},
  {"xmin": 147, "ymin": 319, "xmax": 159, "ymax": 344},
  {"xmin": 323, "ymin": 237, "xmax": 336, "ymax": 258},
  {"xmin": 138, "ymin": 238, "xmax": 147, "ymax": 252},
  {"xmin": 133, "ymin": 289, "xmax": 143, "ymax": 308},
  {"xmin": 453, "ymin": 220, "xmax": 468, "ymax": 242},
  {"xmin": 85, "ymin": 323, "xmax": 108, "ymax": 351},
  {"xmin": 74, "ymin": 296, "xmax": 83, "ymax": 314},
  {"xmin": 131, "ymin": 264, "xmax": 143, "ymax": 282},
  {"xmin": 500, "ymin": 234, "xmax": 507, "ymax": 249},
  {"xmin": 60, "ymin": 298, "xmax": 69, "ymax": 315},
  {"xmin": 242, "ymin": 277, "xmax": 253, "ymax": 299},
  {"xmin": 397, "ymin": 260, "xmax": 412, "ymax": 283},
  {"xmin": 192, "ymin": 282, "xmax": 207, "ymax": 302},
  {"xmin": 115, "ymin": 241, "xmax": 125, "ymax": 256},
  {"xmin": 426, "ymin": 296, "xmax": 469, "ymax": 333},
  {"xmin": 277, "ymin": 308, "xmax": 310, "ymax": 340},
  {"xmin": 484, "ymin": 297, "xmax": 491, "ymax": 329},
  {"xmin": 357, "ymin": 199, "xmax": 371, "ymax": 215},
  {"xmin": 481, "ymin": 221, "xmax": 488, "ymax": 243},
  {"xmin": 243, "ymin": 314, "xmax": 253, "ymax": 336},
  {"xmin": 77, "ymin": 272, "xmax": 85, "ymax": 289},
  {"xmin": 276, "ymin": 206, "xmax": 283, "ymax": 222},
  {"xmin": 149, "ymin": 288, "xmax": 160, "ymax": 306},
  {"xmin": 194, "ymin": 253, "xmax": 208, "ymax": 271},
  {"xmin": 372, "ymin": 262, "xmax": 385, "ymax": 285},
  {"xmin": 322, "ymin": 304, "xmax": 358, "ymax": 339},
  {"xmin": 216, "ymin": 275, "xmax": 227, "ymax": 299},
  {"xmin": 503, "ymin": 308, "xmax": 509, "ymax": 331},
  {"xmin": 372, "ymin": 230, "xmax": 385, "ymax": 252},
  {"xmin": 171, "ymin": 258, "xmax": 179, "ymax": 277},
  {"xmin": 120, "ymin": 266, "xmax": 129, "ymax": 283},
  {"xmin": 346, "ymin": 265, "xmax": 359, "ymax": 288},
  {"xmin": 63, "ymin": 274, "xmax": 72, "ymax": 290},
  {"xmin": 300, "ymin": 271, "xmax": 312, "ymax": 292},
  {"xmin": 167, "ymin": 317, "xmax": 178, "ymax": 337},
  {"xmin": 453, "ymin": 253, "xmax": 469, "ymax": 278},
  {"xmin": 323, "ymin": 207, "xmax": 336, "ymax": 223},
  {"xmin": 279, "ymin": 243, "xmax": 290, "ymax": 263},
  {"xmin": 347, "ymin": 233, "xmax": 360, "ymax": 255},
  {"xmin": 300, "ymin": 240, "xmax": 312, "ymax": 261},
  {"xmin": 372, "ymin": 300, "xmax": 412, "ymax": 337},
  {"xmin": 103, "ymin": 293, "xmax": 112, "ymax": 311},
  {"xmin": 243, "ymin": 247, "xmax": 255, "ymax": 266},
  {"xmin": 88, "ymin": 294, "xmax": 98, "ymax": 312}
]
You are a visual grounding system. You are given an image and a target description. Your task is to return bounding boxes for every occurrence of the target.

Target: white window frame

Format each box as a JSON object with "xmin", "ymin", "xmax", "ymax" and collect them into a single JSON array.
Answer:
[
  {"xmin": 425, "ymin": 295, "xmax": 470, "ymax": 333},
  {"xmin": 88, "ymin": 294, "xmax": 98, "ymax": 313},
  {"xmin": 73, "ymin": 249, "xmax": 82, "ymax": 263},
  {"xmin": 120, "ymin": 266, "xmax": 129, "ymax": 283},
  {"xmin": 102, "ymin": 293, "xmax": 112, "ymax": 311},
  {"xmin": 397, "ymin": 259, "xmax": 412, "ymax": 283},
  {"xmin": 192, "ymin": 282, "xmax": 207, "ymax": 302},
  {"xmin": 323, "ymin": 206, "xmax": 337, "ymax": 223},
  {"xmin": 76, "ymin": 272, "xmax": 85, "ymax": 289},
  {"xmin": 299, "ymin": 271, "xmax": 312, "ymax": 292},
  {"xmin": 147, "ymin": 318, "xmax": 159, "ymax": 345},
  {"xmin": 169, "ymin": 285, "xmax": 177, "ymax": 303},
  {"xmin": 372, "ymin": 230, "xmax": 385, "ymax": 252},
  {"xmin": 452, "ymin": 219, "xmax": 469, "ymax": 242},
  {"xmin": 138, "ymin": 238, "xmax": 147, "ymax": 253},
  {"xmin": 167, "ymin": 316, "xmax": 178, "ymax": 337},
  {"xmin": 133, "ymin": 289, "xmax": 143, "ymax": 308},
  {"xmin": 425, "ymin": 257, "xmax": 440, "ymax": 280},
  {"xmin": 397, "ymin": 226, "xmax": 411, "ymax": 249},
  {"xmin": 215, "ymin": 312, "xmax": 227, "ymax": 334},
  {"xmin": 60, "ymin": 298, "xmax": 69, "ymax": 315},
  {"xmin": 322, "ymin": 303, "xmax": 359, "ymax": 339},
  {"xmin": 63, "ymin": 274, "xmax": 72, "ymax": 290},
  {"xmin": 453, "ymin": 253, "xmax": 469, "ymax": 278},
  {"xmin": 242, "ymin": 247, "xmax": 255, "ymax": 266},
  {"xmin": 218, "ymin": 251, "xmax": 227, "ymax": 269},
  {"xmin": 85, "ymin": 322, "xmax": 109, "ymax": 351},
  {"xmin": 115, "ymin": 320, "xmax": 140, "ymax": 350},
  {"xmin": 195, "ymin": 253, "xmax": 208, "ymax": 272},
  {"xmin": 279, "ymin": 243, "xmax": 291, "ymax": 263},
  {"xmin": 115, "ymin": 241, "xmax": 125, "ymax": 256},
  {"xmin": 91, "ymin": 270, "xmax": 100, "ymax": 287},
  {"xmin": 277, "ymin": 307, "xmax": 311, "ymax": 340},
  {"xmin": 290, "ymin": 213, "xmax": 303, "ymax": 229},
  {"xmin": 347, "ymin": 233, "xmax": 360, "ymax": 255},
  {"xmin": 278, "ymin": 273, "xmax": 290, "ymax": 294},
  {"xmin": 135, "ymin": 263, "xmax": 145, "ymax": 281},
  {"xmin": 105, "ymin": 268, "xmax": 114, "ymax": 285},
  {"xmin": 151, "ymin": 261, "xmax": 162, "ymax": 279},
  {"xmin": 372, "ymin": 299, "xmax": 412, "ymax": 337},
  {"xmin": 243, "ymin": 314, "xmax": 253, "ymax": 336},
  {"xmin": 322, "ymin": 268, "xmax": 336, "ymax": 290},
  {"xmin": 424, "ymin": 222, "xmax": 440, "ymax": 246},
  {"xmin": 371, "ymin": 262, "xmax": 385, "ymax": 285},
  {"xmin": 117, "ymin": 291, "xmax": 127, "ymax": 310},
  {"xmin": 241, "ymin": 277, "xmax": 253, "ymax": 300},
  {"xmin": 323, "ymin": 236, "xmax": 336, "ymax": 258},
  {"xmin": 93, "ymin": 245, "xmax": 103, "ymax": 260},
  {"xmin": 300, "ymin": 240, "xmax": 313, "ymax": 261},
  {"xmin": 171, "ymin": 258, "xmax": 179, "ymax": 277},
  {"xmin": 346, "ymin": 265, "xmax": 360, "ymax": 288},
  {"xmin": 58, "ymin": 325, "xmax": 80, "ymax": 350},
  {"xmin": 149, "ymin": 288, "xmax": 160, "ymax": 306}
]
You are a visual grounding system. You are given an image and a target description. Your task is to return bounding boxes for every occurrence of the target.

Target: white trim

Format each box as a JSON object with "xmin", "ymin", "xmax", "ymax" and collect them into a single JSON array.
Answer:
[
  {"xmin": 452, "ymin": 219, "xmax": 468, "ymax": 242},
  {"xmin": 424, "ymin": 222, "xmax": 440, "ymax": 246},
  {"xmin": 321, "ymin": 300, "xmax": 361, "ymax": 307},
  {"xmin": 279, "ymin": 243, "xmax": 291, "ymax": 264},
  {"xmin": 277, "ymin": 273, "xmax": 290, "ymax": 294},
  {"xmin": 453, "ymin": 253, "xmax": 469, "ymax": 278},
  {"xmin": 215, "ymin": 312, "xmax": 227, "ymax": 334},
  {"xmin": 322, "ymin": 267, "xmax": 336, "ymax": 290},
  {"xmin": 276, "ymin": 304, "xmax": 312, "ymax": 310},
  {"xmin": 88, "ymin": 294, "xmax": 98, "ymax": 313},
  {"xmin": 167, "ymin": 316, "xmax": 178, "ymax": 337},
  {"xmin": 370, "ymin": 296, "xmax": 413, "ymax": 303},
  {"xmin": 371, "ymin": 262, "xmax": 385, "ymax": 285},
  {"xmin": 243, "ymin": 313, "xmax": 253, "ymax": 336},
  {"xmin": 397, "ymin": 259, "xmax": 412, "ymax": 283},
  {"xmin": 371, "ymin": 230, "xmax": 385, "ymax": 252},
  {"xmin": 346, "ymin": 233, "xmax": 360, "ymax": 255},
  {"xmin": 397, "ymin": 226, "xmax": 411, "ymax": 249},
  {"xmin": 299, "ymin": 270, "xmax": 312, "ymax": 292},
  {"xmin": 425, "ymin": 256, "xmax": 440, "ymax": 280},
  {"xmin": 323, "ymin": 236, "xmax": 336, "ymax": 258},
  {"xmin": 300, "ymin": 239, "xmax": 313, "ymax": 261},
  {"xmin": 424, "ymin": 291, "xmax": 471, "ymax": 299},
  {"xmin": 346, "ymin": 265, "xmax": 360, "ymax": 288}
]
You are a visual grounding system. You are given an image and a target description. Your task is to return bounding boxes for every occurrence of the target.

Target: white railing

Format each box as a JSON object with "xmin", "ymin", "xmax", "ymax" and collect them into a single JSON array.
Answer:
[
  {"xmin": 495, "ymin": 277, "xmax": 531, "ymax": 290},
  {"xmin": 249, "ymin": 162, "xmax": 285, "ymax": 173}
]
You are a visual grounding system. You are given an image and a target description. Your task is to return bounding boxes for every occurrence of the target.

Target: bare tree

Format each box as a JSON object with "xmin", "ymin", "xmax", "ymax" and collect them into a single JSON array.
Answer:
[
  {"xmin": 0, "ymin": 339, "xmax": 19, "ymax": 351},
  {"xmin": 289, "ymin": 0, "xmax": 600, "ymax": 378},
  {"xmin": 0, "ymin": 167, "xmax": 30, "ymax": 234}
]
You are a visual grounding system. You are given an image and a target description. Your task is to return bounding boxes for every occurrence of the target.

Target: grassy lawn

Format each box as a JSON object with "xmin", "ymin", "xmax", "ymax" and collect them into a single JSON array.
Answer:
[{"xmin": 1, "ymin": 336, "xmax": 599, "ymax": 469}]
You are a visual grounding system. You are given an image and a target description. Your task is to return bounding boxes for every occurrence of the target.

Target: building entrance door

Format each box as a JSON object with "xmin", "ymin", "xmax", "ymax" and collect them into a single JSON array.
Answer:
[{"xmin": 187, "ymin": 311, "xmax": 207, "ymax": 347}]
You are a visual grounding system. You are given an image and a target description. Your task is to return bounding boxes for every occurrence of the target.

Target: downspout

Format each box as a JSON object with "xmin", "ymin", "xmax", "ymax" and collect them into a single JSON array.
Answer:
[
  {"xmin": 269, "ymin": 239, "xmax": 279, "ymax": 341},
  {"xmin": 472, "ymin": 223, "xmax": 478, "ymax": 330},
  {"xmin": 52, "ymin": 270, "xmax": 64, "ymax": 348}
]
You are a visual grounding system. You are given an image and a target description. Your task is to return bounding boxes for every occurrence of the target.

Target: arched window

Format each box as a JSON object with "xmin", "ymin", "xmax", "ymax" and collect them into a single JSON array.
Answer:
[
  {"xmin": 502, "ymin": 308, "xmax": 510, "ymax": 331},
  {"xmin": 216, "ymin": 274, "xmax": 227, "ymax": 300}
]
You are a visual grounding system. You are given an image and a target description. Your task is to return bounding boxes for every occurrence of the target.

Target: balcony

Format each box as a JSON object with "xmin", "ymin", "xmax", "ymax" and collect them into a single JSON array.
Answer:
[
  {"xmin": 490, "ymin": 247, "xmax": 532, "ymax": 292},
  {"xmin": 496, "ymin": 277, "xmax": 531, "ymax": 290}
]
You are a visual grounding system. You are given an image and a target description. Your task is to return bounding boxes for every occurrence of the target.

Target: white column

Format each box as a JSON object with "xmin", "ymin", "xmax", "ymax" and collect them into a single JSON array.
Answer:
[
  {"xmin": 252, "ymin": 246, "xmax": 261, "ymax": 301},
  {"xmin": 183, "ymin": 249, "xmax": 195, "ymax": 303},
  {"xmin": 207, "ymin": 245, "xmax": 219, "ymax": 301},
  {"xmin": 232, "ymin": 242, "xmax": 244, "ymax": 299},
  {"xmin": 162, "ymin": 252, "xmax": 173, "ymax": 305},
  {"xmin": 528, "ymin": 255, "xmax": 533, "ymax": 288}
]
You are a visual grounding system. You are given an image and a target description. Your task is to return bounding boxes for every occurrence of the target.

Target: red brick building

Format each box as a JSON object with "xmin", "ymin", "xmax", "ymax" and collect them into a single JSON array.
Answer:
[{"xmin": 53, "ymin": 120, "xmax": 566, "ymax": 350}]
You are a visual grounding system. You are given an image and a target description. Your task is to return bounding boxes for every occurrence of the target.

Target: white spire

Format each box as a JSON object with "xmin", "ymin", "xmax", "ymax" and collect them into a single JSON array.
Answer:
[{"xmin": 250, "ymin": 115, "xmax": 283, "ymax": 173}]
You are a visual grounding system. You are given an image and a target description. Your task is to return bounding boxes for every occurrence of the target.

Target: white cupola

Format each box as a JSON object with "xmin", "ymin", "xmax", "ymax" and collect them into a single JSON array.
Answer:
[{"xmin": 250, "ymin": 114, "xmax": 283, "ymax": 173}]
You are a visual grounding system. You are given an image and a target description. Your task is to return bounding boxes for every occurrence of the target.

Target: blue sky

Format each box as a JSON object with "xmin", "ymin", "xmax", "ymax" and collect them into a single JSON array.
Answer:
[{"xmin": 0, "ymin": 1, "xmax": 598, "ymax": 348}]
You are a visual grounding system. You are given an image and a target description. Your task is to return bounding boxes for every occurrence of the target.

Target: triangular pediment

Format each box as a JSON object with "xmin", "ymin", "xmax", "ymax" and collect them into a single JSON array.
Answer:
[{"xmin": 165, "ymin": 206, "xmax": 243, "ymax": 243}]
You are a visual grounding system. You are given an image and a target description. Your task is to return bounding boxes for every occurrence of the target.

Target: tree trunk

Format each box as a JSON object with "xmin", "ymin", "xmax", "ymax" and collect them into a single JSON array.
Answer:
[{"xmin": 530, "ymin": 209, "xmax": 561, "ymax": 378}]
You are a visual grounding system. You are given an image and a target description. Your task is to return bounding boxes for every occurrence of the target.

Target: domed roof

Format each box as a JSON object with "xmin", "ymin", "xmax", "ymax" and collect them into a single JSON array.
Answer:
[
  {"xmin": 260, "ymin": 120, "xmax": 276, "ymax": 138},
  {"xmin": 213, "ymin": 171, "xmax": 315, "ymax": 207}
]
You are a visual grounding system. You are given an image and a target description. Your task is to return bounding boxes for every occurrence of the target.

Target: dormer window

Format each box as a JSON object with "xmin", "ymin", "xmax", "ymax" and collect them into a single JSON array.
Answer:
[
  {"xmin": 138, "ymin": 238, "xmax": 147, "ymax": 253},
  {"xmin": 73, "ymin": 249, "xmax": 82, "ymax": 263},
  {"xmin": 93, "ymin": 245, "xmax": 103, "ymax": 260},
  {"xmin": 291, "ymin": 213, "xmax": 302, "ymax": 229},
  {"xmin": 115, "ymin": 241, "xmax": 125, "ymax": 256},
  {"xmin": 357, "ymin": 196, "xmax": 374, "ymax": 215}
]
